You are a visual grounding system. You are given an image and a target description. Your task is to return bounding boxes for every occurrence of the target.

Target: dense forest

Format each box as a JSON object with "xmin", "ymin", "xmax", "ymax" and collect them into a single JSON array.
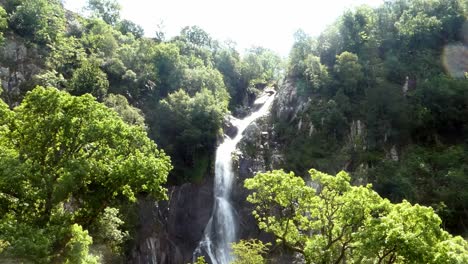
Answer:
[{"xmin": 0, "ymin": 0, "xmax": 467, "ymax": 263}]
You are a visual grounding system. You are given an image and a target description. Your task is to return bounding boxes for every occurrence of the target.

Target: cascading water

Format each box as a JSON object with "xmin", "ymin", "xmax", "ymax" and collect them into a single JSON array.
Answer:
[{"xmin": 193, "ymin": 90, "xmax": 276, "ymax": 264}]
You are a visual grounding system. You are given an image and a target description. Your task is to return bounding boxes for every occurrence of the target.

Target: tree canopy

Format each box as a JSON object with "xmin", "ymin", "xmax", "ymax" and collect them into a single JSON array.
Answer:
[
  {"xmin": 244, "ymin": 169, "xmax": 468, "ymax": 264},
  {"xmin": 0, "ymin": 87, "xmax": 171, "ymax": 262}
]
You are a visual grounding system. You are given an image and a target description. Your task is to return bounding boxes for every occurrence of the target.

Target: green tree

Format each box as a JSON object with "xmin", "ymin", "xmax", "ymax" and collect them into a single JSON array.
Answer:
[
  {"xmin": 0, "ymin": 87, "xmax": 171, "ymax": 262},
  {"xmin": 333, "ymin": 51, "xmax": 364, "ymax": 96},
  {"xmin": 82, "ymin": 18, "xmax": 119, "ymax": 58},
  {"xmin": 288, "ymin": 29, "xmax": 315, "ymax": 78},
  {"xmin": 103, "ymin": 93, "xmax": 145, "ymax": 127},
  {"xmin": 214, "ymin": 46, "xmax": 243, "ymax": 107},
  {"xmin": 304, "ymin": 55, "xmax": 329, "ymax": 92},
  {"xmin": 9, "ymin": 0, "xmax": 65, "ymax": 44},
  {"xmin": 157, "ymin": 88, "xmax": 227, "ymax": 182},
  {"xmin": 245, "ymin": 168, "xmax": 468, "ymax": 263},
  {"xmin": 180, "ymin": 26, "xmax": 213, "ymax": 48},
  {"xmin": 152, "ymin": 43, "xmax": 186, "ymax": 97},
  {"xmin": 0, "ymin": 6, "xmax": 7, "ymax": 44},
  {"xmin": 181, "ymin": 65, "xmax": 230, "ymax": 104},
  {"xmin": 69, "ymin": 60, "xmax": 109, "ymax": 99},
  {"xmin": 86, "ymin": 0, "xmax": 122, "ymax": 25},
  {"xmin": 241, "ymin": 47, "xmax": 282, "ymax": 87},
  {"xmin": 231, "ymin": 239, "xmax": 269, "ymax": 264},
  {"xmin": 117, "ymin": 19, "xmax": 144, "ymax": 38}
]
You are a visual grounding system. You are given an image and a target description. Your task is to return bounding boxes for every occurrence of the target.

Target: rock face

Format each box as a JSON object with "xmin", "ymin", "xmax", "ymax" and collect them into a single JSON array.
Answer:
[
  {"xmin": 129, "ymin": 177, "xmax": 214, "ymax": 264},
  {"xmin": 223, "ymin": 115, "xmax": 239, "ymax": 139},
  {"xmin": 0, "ymin": 36, "xmax": 44, "ymax": 106}
]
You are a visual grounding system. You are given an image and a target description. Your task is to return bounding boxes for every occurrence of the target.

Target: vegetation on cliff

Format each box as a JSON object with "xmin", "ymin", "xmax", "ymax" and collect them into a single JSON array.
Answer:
[{"xmin": 276, "ymin": 0, "xmax": 468, "ymax": 235}]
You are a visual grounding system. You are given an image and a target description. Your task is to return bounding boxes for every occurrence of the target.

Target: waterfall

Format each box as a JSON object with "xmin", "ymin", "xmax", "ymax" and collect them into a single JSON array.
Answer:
[{"xmin": 193, "ymin": 90, "xmax": 276, "ymax": 264}]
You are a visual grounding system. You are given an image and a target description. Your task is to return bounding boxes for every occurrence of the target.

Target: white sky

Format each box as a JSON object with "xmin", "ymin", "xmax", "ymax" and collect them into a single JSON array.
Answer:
[{"xmin": 63, "ymin": 0, "xmax": 383, "ymax": 57}]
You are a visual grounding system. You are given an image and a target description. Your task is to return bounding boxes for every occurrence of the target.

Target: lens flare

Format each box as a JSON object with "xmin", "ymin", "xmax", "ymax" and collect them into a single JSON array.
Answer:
[{"xmin": 443, "ymin": 44, "xmax": 468, "ymax": 78}]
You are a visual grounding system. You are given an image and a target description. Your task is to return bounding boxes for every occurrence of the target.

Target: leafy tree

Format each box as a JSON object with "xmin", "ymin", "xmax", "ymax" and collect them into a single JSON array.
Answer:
[
  {"xmin": 0, "ymin": 87, "xmax": 171, "ymax": 262},
  {"xmin": 180, "ymin": 26, "xmax": 213, "ymax": 48},
  {"xmin": 181, "ymin": 65, "xmax": 230, "ymax": 103},
  {"xmin": 231, "ymin": 239, "xmax": 269, "ymax": 264},
  {"xmin": 152, "ymin": 43, "xmax": 186, "ymax": 97},
  {"xmin": 46, "ymin": 36, "xmax": 87, "ymax": 79},
  {"xmin": 0, "ymin": 6, "xmax": 7, "ymax": 44},
  {"xmin": 103, "ymin": 93, "xmax": 145, "ymax": 127},
  {"xmin": 333, "ymin": 51, "xmax": 364, "ymax": 96},
  {"xmin": 288, "ymin": 29, "xmax": 315, "ymax": 78},
  {"xmin": 157, "ymin": 88, "xmax": 227, "ymax": 182},
  {"xmin": 214, "ymin": 46, "xmax": 243, "ymax": 107},
  {"xmin": 241, "ymin": 47, "xmax": 282, "ymax": 87},
  {"xmin": 69, "ymin": 60, "xmax": 109, "ymax": 99},
  {"xmin": 304, "ymin": 55, "xmax": 329, "ymax": 92},
  {"xmin": 86, "ymin": 0, "xmax": 122, "ymax": 25},
  {"xmin": 339, "ymin": 6, "xmax": 377, "ymax": 55},
  {"xmin": 118, "ymin": 19, "xmax": 144, "ymax": 38},
  {"xmin": 245, "ymin": 168, "xmax": 468, "ymax": 263},
  {"xmin": 82, "ymin": 18, "xmax": 119, "ymax": 58},
  {"xmin": 9, "ymin": 0, "xmax": 66, "ymax": 44}
]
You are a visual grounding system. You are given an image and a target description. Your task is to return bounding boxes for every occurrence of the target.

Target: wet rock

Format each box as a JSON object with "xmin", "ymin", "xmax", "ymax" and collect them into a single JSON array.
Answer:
[{"xmin": 223, "ymin": 115, "xmax": 239, "ymax": 139}]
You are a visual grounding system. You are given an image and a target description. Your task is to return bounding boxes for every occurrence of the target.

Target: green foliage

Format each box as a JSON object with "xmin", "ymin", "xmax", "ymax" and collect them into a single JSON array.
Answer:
[
  {"xmin": 152, "ymin": 42, "xmax": 186, "ymax": 97},
  {"xmin": 82, "ymin": 18, "xmax": 119, "ymax": 58},
  {"xmin": 180, "ymin": 26, "xmax": 213, "ymax": 48},
  {"xmin": 182, "ymin": 65, "xmax": 229, "ymax": 102},
  {"xmin": 90, "ymin": 207, "xmax": 128, "ymax": 252},
  {"xmin": 242, "ymin": 47, "xmax": 283, "ymax": 87},
  {"xmin": 157, "ymin": 88, "xmax": 227, "ymax": 182},
  {"xmin": 9, "ymin": 0, "xmax": 65, "ymax": 44},
  {"xmin": 303, "ymin": 55, "xmax": 329, "ymax": 92},
  {"xmin": 103, "ymin": 94, "xmax": 145, "ymax": 127},
  {"xmin": 0, "ymin": 87, "xmax": 171, "ymax": 261},
  {"xmin": 371, "ymin": 145, "xmax": 468, "ymax": 232},
  {"xmin": 46, "ymin": 36, "xmax": 87, "ymax": 79},
  {"xmin": 245, "ymin": 168, "xmax": 468, "ymax": 263},
  {"xmin": 117, "ymin": 19, "xmax": 144, "ymax": 38},
  {"xmin": 288, "ymin": 29, "xmax": 314, "ymax": 78},
  {"xmin": 65, "ymin": 224, "xmax": 100, "ymax": 264},
  {"xmin": 214, "ymin": 46, "xmax": 243, "ymax": 107},
  {"xmin": 231, "ymin": 239, "xmax": 269, "ymax": 264},
  {"xmin": 87, "ymin": 0, "xmax": 122, "ymax": 25},
  {"xmin": 69, "ymin": 61, "xmax": 109, "ymax": 99},
  {"xmin": 333, "ymin": 51, "xmax": 364, "ymax": 96},
  {"xmin": 282, "ymin": 0, "xmax": 468, "ymax": 235},
  {"xmin": 0, "ymin": 7, "xmax": 7, "ymax": 44},
  {"xmin": 193, "ymin": 256, "xmax": 207, "ymax": 264}
]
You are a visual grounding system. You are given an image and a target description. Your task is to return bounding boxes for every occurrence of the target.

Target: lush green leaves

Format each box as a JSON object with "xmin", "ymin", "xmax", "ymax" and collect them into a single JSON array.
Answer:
[
  {"xmin": 245, "ymin": 169, "xmax": 468, "ymax": 263},
  {"xmin": 231, "ymin": 239, "xmax": 270, "ymax": 264},
  {"xmin": 9, "ymin": 0, "xmax": 65, "ymax": 44},
  {"xmin": 69, "ymin": 61, "xmax": 109, "ymax": 99},
  {"xmin": 0, "ymin": 87, "xmax": 171, "ymax": 261}
]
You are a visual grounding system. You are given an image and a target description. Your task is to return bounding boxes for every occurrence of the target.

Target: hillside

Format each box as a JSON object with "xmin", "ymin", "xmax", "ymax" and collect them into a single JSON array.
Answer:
[{"xmin": 0, "ymin": 0, "xmax": 467, "ymax": 263}]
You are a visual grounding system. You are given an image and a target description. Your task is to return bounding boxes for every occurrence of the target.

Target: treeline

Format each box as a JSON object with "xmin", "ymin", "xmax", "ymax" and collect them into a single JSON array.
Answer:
[
  {"xmin": 275, "ymin": 0, "xmax": 468, "ymax": 235},
  {"xmin": 0, "ymin": 0, "xmax": 283, "ymax": 184}
]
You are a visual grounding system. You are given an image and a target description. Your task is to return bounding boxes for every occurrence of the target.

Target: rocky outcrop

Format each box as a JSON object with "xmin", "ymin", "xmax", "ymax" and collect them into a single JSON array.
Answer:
[
  {"xmin": 223, "ymin": 115, "xmax": 239, "ymax": 139},
  {"xmin": 129, "ymin": 177, "xmax": 214, "ymax": 264},
  {"xmin": 273, "ymin": 80, "xmax": 310, "ymax": 123},
  {"xmin": 0, "ymin": 35, "xmax": 45, "ymax": 106}
]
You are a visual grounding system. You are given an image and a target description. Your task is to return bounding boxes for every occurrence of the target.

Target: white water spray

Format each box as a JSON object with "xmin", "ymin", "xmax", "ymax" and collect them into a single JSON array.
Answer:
[{"xmin": 193, "ymin": 90, "xmax": 276, "ymax": 264}]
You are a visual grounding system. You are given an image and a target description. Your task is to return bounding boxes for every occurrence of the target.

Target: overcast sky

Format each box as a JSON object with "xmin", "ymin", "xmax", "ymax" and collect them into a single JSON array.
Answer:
[{"xmin": 63, "ymin": 0, "xmax": 383, "ymax": 56}]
